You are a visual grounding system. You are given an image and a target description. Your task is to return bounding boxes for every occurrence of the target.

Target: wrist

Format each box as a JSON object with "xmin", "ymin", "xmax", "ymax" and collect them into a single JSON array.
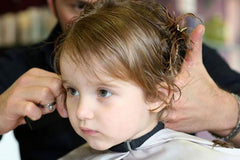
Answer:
[{"xmin": 211, "ymin": 93, "xmax": 240, "ymax": 141}]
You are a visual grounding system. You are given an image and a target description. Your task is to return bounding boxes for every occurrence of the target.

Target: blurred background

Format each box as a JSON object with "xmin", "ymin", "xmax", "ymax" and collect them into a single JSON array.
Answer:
[
  {"xmin": 162, "ymin": 0, "xmax": 240, "ymax": 72},
  {"xmin": 0, "ymin": 0, "xmax": 56, "ymax": 51},
  {"xmin": 0, "ymin": 0, "xmax": 240, "ymax": 159}
]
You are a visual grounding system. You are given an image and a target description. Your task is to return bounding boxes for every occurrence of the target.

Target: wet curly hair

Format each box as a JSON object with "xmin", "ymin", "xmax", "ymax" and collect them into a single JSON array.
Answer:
[{"xmin": 54, "ymin": 0, "xmax": 197, "ymax": 116}]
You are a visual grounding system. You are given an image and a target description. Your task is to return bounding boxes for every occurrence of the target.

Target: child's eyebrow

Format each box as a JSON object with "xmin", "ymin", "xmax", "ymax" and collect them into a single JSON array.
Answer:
[
  {"xmin": 61, "ymin": 77, "xmax": 118, "ymax": 87},
  {"xmin": 88, "ymin": 78, "xmax": 124, "ymax": 89},
  {"xmin": 61, "ymin": 79, "xmax": 70, "ymax": 85},
  {"xmin": 95, "ymin": 82, "xmax": 119, "ymax": 88}
]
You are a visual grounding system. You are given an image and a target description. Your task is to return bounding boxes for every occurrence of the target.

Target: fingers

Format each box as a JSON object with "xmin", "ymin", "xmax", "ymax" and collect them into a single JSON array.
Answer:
[
  {"xmin": 185, "ymin": 24, "xmax": 205, "ymax": 64},
  {"xmin": 12, "ymin": 93, "xmax": 56, "ymax": 121},
  {"xmin": 17, "ymin": 69, "xmax": 63, "ymax": 98},
  {"xmin": 11, "ymin": 68, "xmax": 63, "ymax": 118},
  {"xmin": 24, "ymin": 68, "xmax": 68, "ymax": 118},
  {"xmin": 0, "ymin": 68, "xmax": 65, "ymax": 133},
  {"xmin": 174, "ymin": 25, "xmax": 205, "ymax": 88},
  {"xmin": 19, "ymin": 86, "xmax": 56, "ymax": 105},
  {"xmin": 27, "ymin": 68, "xmax": 59, "ymax": 78},
  {"xmin": 19, "ymin": 101, "xmax": 43, "ymax": 121}
]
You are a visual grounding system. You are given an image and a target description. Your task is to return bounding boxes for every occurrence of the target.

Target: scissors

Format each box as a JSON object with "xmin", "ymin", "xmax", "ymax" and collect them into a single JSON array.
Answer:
[{"xmin": 24, "ymin": 101, "xmax": 56, "ymax": 130}]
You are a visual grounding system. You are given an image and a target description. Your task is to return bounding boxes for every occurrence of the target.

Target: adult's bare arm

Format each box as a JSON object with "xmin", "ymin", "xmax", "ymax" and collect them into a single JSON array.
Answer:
[{"xmin": 0, "ymin": 68, "xmax": 67, "ymax": 134}]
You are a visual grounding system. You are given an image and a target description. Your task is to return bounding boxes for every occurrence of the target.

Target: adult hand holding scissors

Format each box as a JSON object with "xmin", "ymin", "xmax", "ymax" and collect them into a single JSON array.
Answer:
[{"xmin": 0, "ymin": 68, "xmax": 67, "ymax": 134}]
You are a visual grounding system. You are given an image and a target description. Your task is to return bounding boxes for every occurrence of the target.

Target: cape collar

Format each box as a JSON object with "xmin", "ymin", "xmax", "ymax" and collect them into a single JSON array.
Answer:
[{"xmin": 109, "ymin": 122, "xmax": 164, "ymax": 152}]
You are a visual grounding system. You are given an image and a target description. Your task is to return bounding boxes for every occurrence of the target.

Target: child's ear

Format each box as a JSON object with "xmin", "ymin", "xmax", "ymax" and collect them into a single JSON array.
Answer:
[
  {"xmin": 148, "ymin": 100, "xmax": 165, "ymax": 113},
  {"xmin": 148, "ymin": 83, "xmax": 173, "ymax": 113}
]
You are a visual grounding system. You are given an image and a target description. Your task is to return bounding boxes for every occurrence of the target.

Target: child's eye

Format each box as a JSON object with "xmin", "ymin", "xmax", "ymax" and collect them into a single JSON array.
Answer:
[
  {"xmin": 68, "ymin": 1, "xmax": 86, "ymax": 12},
  {"xmin": 77, "ymin": 1, "xmax": 86, "ymax": 9},
  {"xmin": 98, "ymin": 89, "xmax": 112, "ymax": 98},
  {"xmin": 67, "ymin": 88, "xmax": 79, "ymax": 96}
]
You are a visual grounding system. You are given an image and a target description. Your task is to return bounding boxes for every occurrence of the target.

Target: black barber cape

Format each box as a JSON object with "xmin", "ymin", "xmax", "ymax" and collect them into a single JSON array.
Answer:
[{"xmin": 1, "ymin": 23, "xmax": 240, "ymax": 159}]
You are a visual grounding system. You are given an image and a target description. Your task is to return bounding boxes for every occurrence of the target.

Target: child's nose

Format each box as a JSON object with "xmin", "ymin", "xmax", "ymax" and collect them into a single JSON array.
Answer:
[{"xmin": 76, "ymin": 98, "xmax": 94, "ymax": 120}]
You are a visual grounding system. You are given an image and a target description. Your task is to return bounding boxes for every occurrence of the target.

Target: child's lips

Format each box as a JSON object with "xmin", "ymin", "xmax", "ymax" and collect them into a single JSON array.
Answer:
[{"xmin": 80, "ymin": 127, "xmax": 99, "ymax": 136}]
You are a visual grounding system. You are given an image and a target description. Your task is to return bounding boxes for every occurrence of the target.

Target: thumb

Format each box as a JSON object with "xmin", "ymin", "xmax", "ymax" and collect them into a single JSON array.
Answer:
[
  {"xmin": 174, "ymin": 25, "xmax": 205, "ymax": 87},
  {"xmin": 184, "ymin": 24, "xmax": 205, "ymax": 64}
]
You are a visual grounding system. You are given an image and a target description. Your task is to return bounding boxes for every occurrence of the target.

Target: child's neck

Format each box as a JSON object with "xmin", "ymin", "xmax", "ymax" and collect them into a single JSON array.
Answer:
[{"xmin": 109, "ymin": 122, "xmax": 164, "ymax": 152}]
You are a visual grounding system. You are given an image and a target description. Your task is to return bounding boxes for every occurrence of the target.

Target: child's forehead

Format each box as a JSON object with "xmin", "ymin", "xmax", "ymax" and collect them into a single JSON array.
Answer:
[
  {"xmin": 61, "ymin": 45, "xmax": 130, "ymax": 75},
  {"xmin": 61, "ymin": 51, "xmax": 118, "ymax": 76},
  {"xmin": 80, "ymin": 71, "xmax": 117, "ymax": 84},
  {"xmin": 61, "ymin": 61, "xmax": 133, "ymax": 89}
]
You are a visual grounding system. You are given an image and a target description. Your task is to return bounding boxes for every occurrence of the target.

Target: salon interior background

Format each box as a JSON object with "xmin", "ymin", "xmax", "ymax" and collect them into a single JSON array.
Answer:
[{"xmin": 0, "ymin": 0, "xmax": 240, "ymax": 160}]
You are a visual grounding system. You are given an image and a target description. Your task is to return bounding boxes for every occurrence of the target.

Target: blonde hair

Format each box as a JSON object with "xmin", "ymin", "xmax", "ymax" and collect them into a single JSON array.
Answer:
[{"xmin": 54, "ymin": 0, "xmax": 194, "ymax": 113}]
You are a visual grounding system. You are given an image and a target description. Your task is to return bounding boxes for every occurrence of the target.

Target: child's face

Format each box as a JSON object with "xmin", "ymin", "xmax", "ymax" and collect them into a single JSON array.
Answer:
[{"xmin": 60, "ymin": 54, "xmax": 159, "ymax": 151}]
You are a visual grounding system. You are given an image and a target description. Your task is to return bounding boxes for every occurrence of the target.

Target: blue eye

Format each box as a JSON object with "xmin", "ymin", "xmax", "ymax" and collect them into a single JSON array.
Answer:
[
  {"xmin": 67, "ymin": 88, "xmax": 79, "ymax": 96},
  {"xmin": 98, "ymin": 89, "xmax": 112, "ymax": 98}
]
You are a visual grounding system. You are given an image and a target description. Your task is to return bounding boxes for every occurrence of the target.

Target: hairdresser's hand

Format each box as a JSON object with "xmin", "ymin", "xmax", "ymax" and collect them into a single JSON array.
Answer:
[
  {"xmin": 164, "ymin": 25, "xmax": 239, "ymax": 137},
  {"xmin": 0, "ymin": 68, "xmax": 67, "ymax": 134}
]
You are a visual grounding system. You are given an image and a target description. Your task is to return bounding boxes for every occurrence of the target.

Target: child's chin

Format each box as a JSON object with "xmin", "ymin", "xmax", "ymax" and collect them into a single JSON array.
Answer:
[{"xmin": 89, "ymin": 143, "xmax": 111, "ymax": 151}]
